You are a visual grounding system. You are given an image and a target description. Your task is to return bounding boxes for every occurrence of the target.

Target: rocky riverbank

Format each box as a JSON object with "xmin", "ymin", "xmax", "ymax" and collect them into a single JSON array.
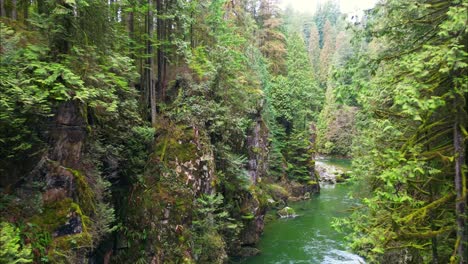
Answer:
[{"xmin": 315, "ymin": 157, "xmax": 351, "ymax": 184}]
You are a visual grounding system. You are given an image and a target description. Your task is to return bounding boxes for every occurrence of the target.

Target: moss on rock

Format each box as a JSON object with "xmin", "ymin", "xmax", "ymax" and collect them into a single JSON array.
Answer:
[
  {"xmin": 277, "ymin": 207, "xmax": 296, "ymax": 218},
  {"xmin": 27, "ymin": 198, "xmax": 93, "ymax": 263},
  {"xmin": 68, "ymin": 169, "xmax": 96, "ymax": 215},
  {"xmin": 153, "ymin": 119, "xmax": 198, "ymax": 164}
]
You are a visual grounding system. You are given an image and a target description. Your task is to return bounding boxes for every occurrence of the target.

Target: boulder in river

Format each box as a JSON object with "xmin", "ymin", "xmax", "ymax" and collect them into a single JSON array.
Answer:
[
  {"xmin": 315, "ymin": 161, "xmax": 346, "ymax": 184},
  {"xmin": 277, "ymin": 206, "xmax": 296, "ymax": 218}
]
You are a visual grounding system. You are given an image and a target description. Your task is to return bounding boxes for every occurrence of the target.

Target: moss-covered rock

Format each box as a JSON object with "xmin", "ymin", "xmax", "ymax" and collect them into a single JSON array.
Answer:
[
  {"xmin": 277, "ymin": 207, "xmax": 296, "ymax": 218},
  {"xmin": 193, "ymin": 231, "xmax": 227, "ymax": 264},
  {"xmin": 264, "ymin": 183, "xmax": 289, "ymax": 203},
  {"xmin": 289, "ymin": 180, "xmax": 319, "ymax": 198},
  {"xmin": 68, "ymin": 169, "xmax": 96, "ymax": 215},
  {"xmin": 25, "ymin": 198, "xmax": 93, "ymax": 263},
  {"xmin": 153, "ymin": 118, "xmax": 198, "ymax": 164}
]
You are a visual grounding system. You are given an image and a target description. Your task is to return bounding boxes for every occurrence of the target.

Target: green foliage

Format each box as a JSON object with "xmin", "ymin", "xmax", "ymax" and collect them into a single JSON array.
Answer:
[
  {"xmin": 0, "ymin": 21, "xmax": 139, "ymax": 179},
  {"xmin": 193, "ymin": 193, "xmax": 237, "ymax": 232},
  {"xmin": 0, "ymin": 24, "xmax": 51, "ymax": 163},
  {"xmin": 216, "ymin": 149, "xmax": 252, "ymax": 192},
  {"xmin": 270, "ymin": 75, "xmax": 296, "ymax": 122},
  {"xmin": 335, "ymin": 0, "xmax": 468, "ymax": 263},
  {"xmin": 266, "ymin": 28, "xmax": 322, "ymax": 182},
  {"xmin": 285, "ymin": 32, "xmax": 322, "ymax": 124},
  {"xmin": 188, "ymin": 46, "xmax": 215, "ymax": 78},
  {"xmin": 317, "ymin": 97, "xmax": 357, "ymax": 156},
  {"xmin": 313, "ymin": 1, "xmax": 341, "ymax": 47},
  {"xmin": 0, "ymin": 222, "xmax": 33, "ymax": 264},
  {"xmin": 192, "ymin": 193, "xmax": 237, "ymax": 263},
  {"xmin": 284, "ymin": 129, "xmax": 314, "ymax": 183}
]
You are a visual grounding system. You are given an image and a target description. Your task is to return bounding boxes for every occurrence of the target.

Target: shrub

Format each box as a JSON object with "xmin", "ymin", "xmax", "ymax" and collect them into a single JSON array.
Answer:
[{"xmin": 0, "ymin": 222, "xmax": 33, "ymax": 264}]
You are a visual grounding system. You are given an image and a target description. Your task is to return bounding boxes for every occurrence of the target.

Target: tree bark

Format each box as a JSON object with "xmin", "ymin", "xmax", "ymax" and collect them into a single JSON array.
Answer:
[
  {"xmin": 148, "ymin": 0, "xmax": 156, "ymax": 125},
  {"xmin": 156, "ymin": 0, "xmax": 165, "ymax": 103},
  {"xmin": 127, "ymin": 8, "xmax": 134, "ymax": 41},
  {"xmin": 11, "ymin": 0, "xmax": 17, "ymax": 20},
  {"xmin": 0, "ymin": 0, "xmax": 5, "ymax": 17},
  {"xmin": 37, "ymin": 0, "xmax": 47, "ymax": 15},
  {"xmin": 454, "ymin": 96, "xmax": 467, "ymax": 263},
  {"xmin": 23, "ymin": 0, "xmax": 28, "ymax": 25},
  {"xmin": 430, "ymin": 190, "xmax": 439, "ymax": 264}
]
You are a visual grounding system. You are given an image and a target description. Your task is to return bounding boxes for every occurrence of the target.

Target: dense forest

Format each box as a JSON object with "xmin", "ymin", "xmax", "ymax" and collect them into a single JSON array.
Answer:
[{"xmin": 0, "ymin": 0, "xmax": 466, "ymax": 263}]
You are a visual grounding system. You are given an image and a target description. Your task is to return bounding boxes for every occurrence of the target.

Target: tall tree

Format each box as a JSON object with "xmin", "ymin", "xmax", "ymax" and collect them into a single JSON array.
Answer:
[
  {"xmin": 258, "ymin": 0, "xmax": 286, "ymax": 75},
  {"xmin": 318, "ymin": 20, "xmax": 335, "ymax": 86},
  {"xmin": 147, "ymin": 0, "xmax": 156, "ymax": 125},
  {"xmin": 0, "ymin": 0, "xmax": 5, "ymax": 17},
  {"xmin": 308, "ymin": 23, "xmax": 320, "ymax": 78},
  {"xmin": 313, "ymin": 0, "xmax": 340, "ymax": 47}
]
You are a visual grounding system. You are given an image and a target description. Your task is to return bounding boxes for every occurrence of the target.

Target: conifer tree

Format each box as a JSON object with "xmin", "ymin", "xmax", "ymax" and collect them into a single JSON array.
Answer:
[
  {"xmin": 318, "ymin": 20, "xmax": 335, "ymax": 86},
  {"xmin": 308, "ymin": 23, "xmax": 320, "ymax": 78}
]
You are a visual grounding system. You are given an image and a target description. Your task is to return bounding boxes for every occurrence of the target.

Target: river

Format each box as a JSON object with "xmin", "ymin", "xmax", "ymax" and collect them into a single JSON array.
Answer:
[{"xmin": 240, "ymin": 158, "xmax": 365, "ymax": 264}]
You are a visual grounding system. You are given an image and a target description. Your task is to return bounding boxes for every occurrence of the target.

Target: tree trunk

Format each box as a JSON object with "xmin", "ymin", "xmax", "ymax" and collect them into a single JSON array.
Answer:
[
  {"xmin": 190, "ymin": 9, "xmax": 194, "ymax": 48},
  {"xmin": 454, "ymin": 96, "xmax": 467, "ymax": 263},
  {"xmin": 156, "ymin": 0, "xmax": 165, "ymax": 104},
  {"xmin": 11, "ymin": 0, "xmax": 17, "ymax": 20},
  {"xmin": 0, "ymin": 0, "xmax": 5, "ymax": 17},
  {"xmin": 127, "ymin": 8, "xmax": 134, "ymax": 41},
  {"xmin": 37, "ymin": 0, "xmax": 47, "ymax": 15},
  {"xmin": 430, "ymin": 190, "xmax": 439, "ymax": 264},
  {"xmin": 23, "ymin": 0, "xmax": 28, "ymax": 25},
  {"xmin": 148, "ymin": 0, "xmax": 156, "ymax": 125},
  {"xmin": 126, "ymin": 2, "xmax": 135, "ymax": 62}
]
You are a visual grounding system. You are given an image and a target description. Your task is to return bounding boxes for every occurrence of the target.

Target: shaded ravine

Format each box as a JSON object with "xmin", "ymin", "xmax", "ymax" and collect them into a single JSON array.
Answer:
[{"xmin": 241, "ymin": 158, "xmax": 365, "ymax": 264}]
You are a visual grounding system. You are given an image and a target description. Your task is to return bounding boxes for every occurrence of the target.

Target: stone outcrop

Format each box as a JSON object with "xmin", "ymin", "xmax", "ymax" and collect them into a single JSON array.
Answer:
[
  {"xmin": 247, "ymin": 113, "xmax": 269, "ymax": 184},
  {"xmin": 237, "ymin": 113, "xmax": 269, "ymax": 256},
  {"xmin": 277, "ymin": 206, "xmax": 296, "ymax": 218},
  {"xmin": 315, "ymin": 160, "xmax": 348, "ymax": 183},
  {"xmin": 290, "ymin": 181, "xmax": 320, "ymax": 198}
]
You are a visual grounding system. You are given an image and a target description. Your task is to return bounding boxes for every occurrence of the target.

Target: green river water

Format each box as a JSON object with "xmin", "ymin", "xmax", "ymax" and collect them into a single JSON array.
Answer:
[{"xmin": 241, "ymin": 158, "xmax": 365, "ymax": 264}]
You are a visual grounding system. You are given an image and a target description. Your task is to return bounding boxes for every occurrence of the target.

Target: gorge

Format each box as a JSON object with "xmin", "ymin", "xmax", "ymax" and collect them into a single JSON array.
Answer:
[{"xmin": 0, "ymin": 0, "xmax": 466, "ymax": 263}]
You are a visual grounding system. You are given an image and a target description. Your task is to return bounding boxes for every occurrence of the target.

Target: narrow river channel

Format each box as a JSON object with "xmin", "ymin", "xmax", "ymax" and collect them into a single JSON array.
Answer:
[{"xmin": 241, "ymin": 158, "xmax": 365, "ymax": 264}]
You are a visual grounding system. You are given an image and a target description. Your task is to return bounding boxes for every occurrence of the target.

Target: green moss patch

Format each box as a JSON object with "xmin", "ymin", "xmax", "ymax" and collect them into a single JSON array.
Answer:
[
  {"xmin": 153, "ymin": 120, "xmax": 197, "ymax": 164},
  {"xmin": 27, "ymin": 199, "xmax": 92, "ymax": 263},
  {"xmin": 29, "ymin": 198, "xmax": 73, "ymax": 232},
  {"xmin": 67, "ymin": 169, "xmax": 96, "ymax": 215},
  {"xmin": 307, "ymin": 180, "xmax": 318, "ymax": 185}
]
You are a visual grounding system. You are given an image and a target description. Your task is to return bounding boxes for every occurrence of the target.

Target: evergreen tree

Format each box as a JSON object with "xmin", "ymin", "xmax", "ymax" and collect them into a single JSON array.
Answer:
[
  {"xmin": 308, "ymin": 23, "xmax": 320, "ymax": 78},
  {"xmin": 318, "ymin": 20, "xmax": 335, "ymax": 86},
  {"xmin": 258, "ymin": 0, "xmax": 287, "ymax": 75}
]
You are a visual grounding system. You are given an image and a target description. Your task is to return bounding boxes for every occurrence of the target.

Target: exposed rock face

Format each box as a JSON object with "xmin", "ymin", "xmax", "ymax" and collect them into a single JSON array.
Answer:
[
  {"xmin": 38, "ymin": 101, "xmax": 88, "ymax": 204},
  {"xmin": 53, "ymin": 212, "xmax": 83, "ymax": 237},
  {"xmin": 17, "ymin": 101, "xmax": 97, "ymax": 264},
  {"xmin": 290, "ymin": 182, "xmax": 320, "ymax": 197},
  {"xmin": 118, "ymin": 118, "xmax": 223, "ymax": 263},
  {"xmin": 315, "ymin": 160, "xmax": 346, "ymax": 183},
  {"xmin": 247, "ymin": 114, "xmax": 269, "ymax": 184},
  {"xmin": 239, "ymin": 205, "xmax": 266, "ymax": 246},
  {"xmin": 49, "ymin": 101, "xmax": 86, "ymax": 168},
  {"xmin": 237, "ymin": 113, "xmax": 270, "ymax": 256}
]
